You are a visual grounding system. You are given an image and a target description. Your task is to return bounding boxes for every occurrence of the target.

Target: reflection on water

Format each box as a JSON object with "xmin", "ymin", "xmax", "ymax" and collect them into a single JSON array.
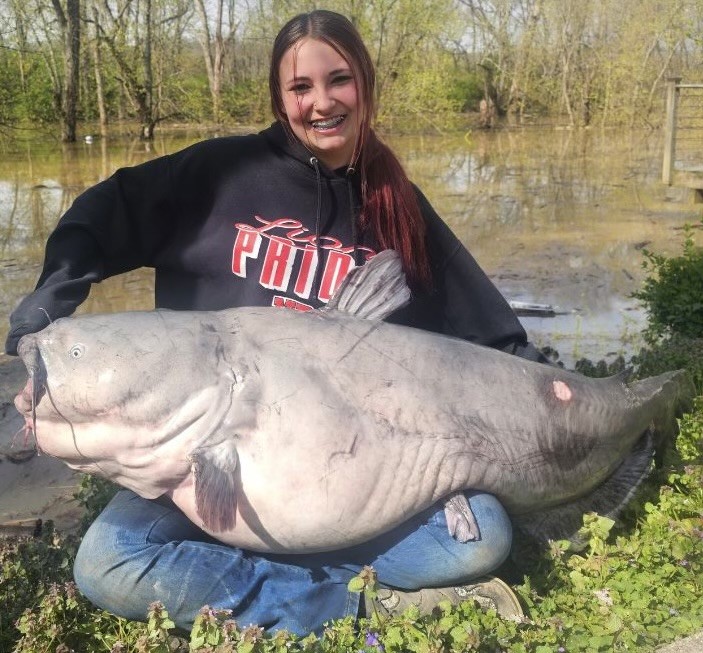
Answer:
[{"xmin": 1, "ymin": 127, "xmax": 699, "ymax": 366}]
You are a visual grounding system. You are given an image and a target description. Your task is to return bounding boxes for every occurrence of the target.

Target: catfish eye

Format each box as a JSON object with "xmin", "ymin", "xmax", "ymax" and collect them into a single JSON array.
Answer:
[{"xmin": 69, "ymin": 343, "xmax": 85, "ymax": 359}]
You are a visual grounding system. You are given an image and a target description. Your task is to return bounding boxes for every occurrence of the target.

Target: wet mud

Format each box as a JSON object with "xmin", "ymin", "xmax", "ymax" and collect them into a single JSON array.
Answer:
[{"xmin": 0, "ymin": 354, "xmax": 81, "ymax": 532}]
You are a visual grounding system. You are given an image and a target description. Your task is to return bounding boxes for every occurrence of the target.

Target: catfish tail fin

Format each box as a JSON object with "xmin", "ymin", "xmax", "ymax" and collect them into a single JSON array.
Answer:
[{"xmin": 627, "ymin": 370, "xmax": 696, "ymax": 455}]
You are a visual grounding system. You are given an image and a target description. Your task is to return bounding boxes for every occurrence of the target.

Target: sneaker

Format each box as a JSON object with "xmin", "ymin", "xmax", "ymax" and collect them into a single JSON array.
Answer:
[{"xmin": 365, "ymin": 575, "xmax": 524, "ymax": 620}]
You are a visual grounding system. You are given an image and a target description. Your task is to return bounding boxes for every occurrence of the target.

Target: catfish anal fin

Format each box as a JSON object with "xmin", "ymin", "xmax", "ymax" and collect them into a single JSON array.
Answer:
[
  {"xmin": 514, "ymin": 431, "xmax": 655, "ymax": 546},
  {"xmin": 190, "ymin": 440, "xmax": 239, "ymax": 533}
]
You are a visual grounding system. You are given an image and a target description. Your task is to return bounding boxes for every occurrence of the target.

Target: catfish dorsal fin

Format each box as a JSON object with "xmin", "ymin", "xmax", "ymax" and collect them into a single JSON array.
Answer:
[
  {"xmin": 190, "ymin": 440, "xmax": 239, "ymax": 532},
  {"xmin": 323, "ymin": 250, "xmax": 411, "ymax": 320}
]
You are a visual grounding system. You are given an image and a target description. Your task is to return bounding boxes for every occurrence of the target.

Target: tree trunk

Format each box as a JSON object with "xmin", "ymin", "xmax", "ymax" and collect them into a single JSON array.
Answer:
[
  {"xmin": 52, "ymin": 0, "xmax": 81, "ymax": 142},
  {"xmin": 13, "ymin": 5, "xmax": 28, "ymax": 95},
  {"xmin": 91, "ymin": 5, "xmax": 108, "ymax": 137},
  {"xmin": 65, "ymin": 0, "xmax": 80, "ymax": 141},
  {"xmin": 507, "ymin": 0, "xmax": 541, "ymax": 121},
  {"xmin": 142, "ymin": 0, "xmax": 153, "ymax": 139},
  {"xmin": 196, "ymin": 0, "xmax": 227, "ymax": 123},
  {"xmin": 97, "ymin": 0, "xmax": 156, "ymax": 140}
]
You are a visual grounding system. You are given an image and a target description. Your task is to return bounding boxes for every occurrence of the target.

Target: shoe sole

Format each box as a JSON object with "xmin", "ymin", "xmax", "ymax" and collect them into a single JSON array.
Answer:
[{"xmin": 456, "ymin": 576, "xmax": 525, "ymax": 619}]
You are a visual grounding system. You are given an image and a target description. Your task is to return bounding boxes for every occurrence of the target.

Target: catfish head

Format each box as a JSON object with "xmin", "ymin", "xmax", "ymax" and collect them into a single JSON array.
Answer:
[{"xmin": 14, "ymin": 310, "xmax": 242, "ymax": 462}]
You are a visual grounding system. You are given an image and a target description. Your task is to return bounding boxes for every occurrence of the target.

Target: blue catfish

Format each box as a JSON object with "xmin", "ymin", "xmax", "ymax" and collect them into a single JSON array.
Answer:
[{"xmin": 14, "ymin": 251, "xmax": 693, "ymax": 553}]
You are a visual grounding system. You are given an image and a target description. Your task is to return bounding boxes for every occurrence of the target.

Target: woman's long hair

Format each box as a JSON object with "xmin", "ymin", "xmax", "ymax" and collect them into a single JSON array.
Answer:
[{"xmin": 269, "ymin": 9, "xmax": 431, "ymax": 288}]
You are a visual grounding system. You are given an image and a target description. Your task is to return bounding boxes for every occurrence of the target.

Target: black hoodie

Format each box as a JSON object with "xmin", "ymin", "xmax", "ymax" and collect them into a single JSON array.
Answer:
[{"xmin": 5, "ymin": 122, "xmax": 537, "ymax": 358}]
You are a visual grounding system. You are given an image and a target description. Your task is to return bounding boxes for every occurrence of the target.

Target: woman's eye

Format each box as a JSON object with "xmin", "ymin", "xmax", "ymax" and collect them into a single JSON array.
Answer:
[
  {"xmin": 333, "ymin": 75, "xmax": 352, "ymax": 85},
  {"xmin": 290, "ymin": 84, "xmax": 309, "ymax": 94},
  {"xmin": 69, "ymin": 344, "xmax": 85, "ymax": 359}
]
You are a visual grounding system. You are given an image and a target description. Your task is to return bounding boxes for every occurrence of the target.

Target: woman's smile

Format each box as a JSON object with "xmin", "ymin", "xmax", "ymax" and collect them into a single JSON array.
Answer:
[{"xmin": 310, "ymin": 114, "xmax": 347, "ymax": 131}]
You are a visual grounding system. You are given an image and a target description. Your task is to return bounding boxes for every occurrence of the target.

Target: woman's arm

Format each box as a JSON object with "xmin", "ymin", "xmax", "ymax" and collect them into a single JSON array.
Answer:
[{"xmin": 5, "ymin": 154, "xmax": 177, "ymax": 355}]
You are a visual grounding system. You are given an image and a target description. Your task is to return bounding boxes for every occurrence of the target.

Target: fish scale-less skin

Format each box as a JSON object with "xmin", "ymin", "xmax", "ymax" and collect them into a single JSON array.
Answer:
[{"xmin": 15, "ymin": 302, "xmax": 691, "ymax": 553}]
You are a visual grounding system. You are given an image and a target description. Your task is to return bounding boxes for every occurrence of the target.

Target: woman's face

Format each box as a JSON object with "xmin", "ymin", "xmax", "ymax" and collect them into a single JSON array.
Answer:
[{"xmin": 279, "ymin": 38, "xmax": 360, "ymax": 170}]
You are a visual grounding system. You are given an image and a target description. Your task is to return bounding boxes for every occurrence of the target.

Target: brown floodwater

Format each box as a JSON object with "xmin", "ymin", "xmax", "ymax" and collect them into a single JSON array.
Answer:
[{"xmin": 1, "ymin": 126, "xmax": 700, "ymax": 367}]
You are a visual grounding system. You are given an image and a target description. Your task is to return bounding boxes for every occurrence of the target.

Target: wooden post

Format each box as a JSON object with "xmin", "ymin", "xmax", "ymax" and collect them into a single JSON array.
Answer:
[{"xmin": 662, "ymin": 77, "xmax": 681, "ymax": 185}]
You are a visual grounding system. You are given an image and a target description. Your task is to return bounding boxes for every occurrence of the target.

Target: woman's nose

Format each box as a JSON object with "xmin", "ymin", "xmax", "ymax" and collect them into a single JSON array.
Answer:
[{"xmin": 312, "ymin": 87, "xmax": 335, "ymax": 113}]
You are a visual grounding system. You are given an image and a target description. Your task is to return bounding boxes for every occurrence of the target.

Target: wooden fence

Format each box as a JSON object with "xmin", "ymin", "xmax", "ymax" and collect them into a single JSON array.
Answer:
[{"xmin": 662, "ymin": 78, "xmax": 703, "ymax": 203}]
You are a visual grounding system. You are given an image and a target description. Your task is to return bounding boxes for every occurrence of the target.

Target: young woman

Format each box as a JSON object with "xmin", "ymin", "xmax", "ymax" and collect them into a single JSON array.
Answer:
[{"xmin": 6, "ymin": 9, "xmax": 544, "ymax": 635}]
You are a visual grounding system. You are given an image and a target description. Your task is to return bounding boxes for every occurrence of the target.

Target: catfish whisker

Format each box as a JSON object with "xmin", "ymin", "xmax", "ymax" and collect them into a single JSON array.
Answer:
[{"xmin": 12, "ymin": 423, "xmax": 35, "ymax": 449}]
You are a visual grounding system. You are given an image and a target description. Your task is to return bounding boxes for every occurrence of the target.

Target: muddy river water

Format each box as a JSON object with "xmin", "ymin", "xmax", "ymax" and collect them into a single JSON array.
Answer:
[{"xmin": 1, "ymin": 126, "xmax": 700, "ymax": 368}]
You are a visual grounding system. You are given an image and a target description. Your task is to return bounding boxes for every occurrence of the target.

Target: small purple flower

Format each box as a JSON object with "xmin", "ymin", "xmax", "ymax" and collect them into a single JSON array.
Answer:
[
  {"xmin": 670, "ymin": 608, "xmax": 680, "ymax": 616},
  {"xmin": 365, "ymin": 630, "xmax": 385, "ymax": 651},
  {"xmin": 558, "ymin": 648, "xmax": 566, "ymax": 652}
]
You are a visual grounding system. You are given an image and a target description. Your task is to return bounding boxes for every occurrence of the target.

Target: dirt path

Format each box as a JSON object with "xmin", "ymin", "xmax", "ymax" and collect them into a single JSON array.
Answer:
[{"xmin": 0, "ymin": 353, "xmax": 82, "ymax": 534}]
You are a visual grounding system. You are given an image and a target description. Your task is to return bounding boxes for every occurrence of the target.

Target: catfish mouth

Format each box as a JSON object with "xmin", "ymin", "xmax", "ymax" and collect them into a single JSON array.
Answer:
[{"xmin": 14, "ymin": 336, "xmax": 48, "ymax": 447}]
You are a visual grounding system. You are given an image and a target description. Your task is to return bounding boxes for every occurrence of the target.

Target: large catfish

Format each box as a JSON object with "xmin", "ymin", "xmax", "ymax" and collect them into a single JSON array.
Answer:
[{"xmin": 14, "ymin": 251, "xmax": 694, "ymax": 553}]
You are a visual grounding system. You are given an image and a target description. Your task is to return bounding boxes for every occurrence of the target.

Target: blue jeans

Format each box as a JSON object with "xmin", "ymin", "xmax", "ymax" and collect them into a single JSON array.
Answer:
[{"xmin": 74, "ymin": 490, "xmax": 512, "ymax": 635}]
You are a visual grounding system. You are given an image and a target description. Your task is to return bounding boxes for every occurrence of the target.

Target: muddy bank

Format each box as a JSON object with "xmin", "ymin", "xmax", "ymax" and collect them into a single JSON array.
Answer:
[{"xmin": 0, "ymin": 353, "xmax": 82, "ymax": 534}]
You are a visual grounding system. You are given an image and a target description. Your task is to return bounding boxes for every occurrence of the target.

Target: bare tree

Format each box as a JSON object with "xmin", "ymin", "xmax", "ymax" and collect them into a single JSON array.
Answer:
[
  {"xmin": 456, "ymin": 0, "xmax": 520, "ymax": 116},
  {"xmin": 507, "ymin": 0, "xmax": 541, "ymax": 121},
  {"xmin": 91, "ymin": 0, "xmax": 189, "ymax": 139},
  {"xmin": 50, "ymin": 0, "xmax": 80, "ymax": 141},
  {"xmin": 89, "ymin": 2, "xmax": 108, "ymax": 135},
  {"xmin": 195, "ymin": 0, "xmax": 237, "ymax": 123}
]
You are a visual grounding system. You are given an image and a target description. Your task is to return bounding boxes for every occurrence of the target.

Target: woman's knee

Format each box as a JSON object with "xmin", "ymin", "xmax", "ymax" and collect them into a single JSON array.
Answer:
[
  {"xmin": 74, "ymin": 496, "xmax": 142, "ymax": 618},
  {"xmin": 367, "ymin": 491, "xmax": 512, "ymax": 589},
  {"xmin": 423, "ymin": 491, "xmax": 512, "ymax": 584},
  {"xmin": 73, "ymin": 490, "xmax": 197, "ymax": 620},
  {"xmin": 463, "ymin": 491, "xmax": 513, "ymax": 572}
]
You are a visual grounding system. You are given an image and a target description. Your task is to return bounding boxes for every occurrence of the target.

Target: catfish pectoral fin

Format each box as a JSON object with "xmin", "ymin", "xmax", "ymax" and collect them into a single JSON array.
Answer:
[
  {"xmin": 444, "ymin": 491, "xmax": 481, "ymax": 542},
  {"xmin": 190, "ymin": 440, "xmax": 239, "ymax": 533}
]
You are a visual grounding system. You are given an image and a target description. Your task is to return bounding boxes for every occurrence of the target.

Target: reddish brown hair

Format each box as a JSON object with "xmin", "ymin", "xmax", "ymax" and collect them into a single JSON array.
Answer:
[{"xmin": 269, "ymin": 10, "xmax": 431, "ymax": 288}]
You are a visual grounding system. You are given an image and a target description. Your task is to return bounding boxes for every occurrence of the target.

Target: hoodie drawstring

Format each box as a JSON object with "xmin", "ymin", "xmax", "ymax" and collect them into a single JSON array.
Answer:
[
  {"xmin": 347, "ymin": 170, "xmax": 361, "ymax": 267},
  {"xmin": 310, "ymin": 156, "xmax": 363, "ymax": 298},
  {"xmin": 310, "ymin": 157, "xmax": 324, "ymax": 298}
]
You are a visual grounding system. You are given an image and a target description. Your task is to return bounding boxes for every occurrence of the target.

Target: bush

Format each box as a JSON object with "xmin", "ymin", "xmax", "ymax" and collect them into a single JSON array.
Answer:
[
  {"xmin": 223, "ymin": 79, "xmax": 271, "ymax": 123},
  {"xmin": 622, "ymin": 219, "xmax": 703, "ymax": 395},
  {"xmin": 574, "ymin": 355, "xmax": 627, "ymax": 378},
  {"xmin": 73, "ymin": 474, "xmax": 119, "ymax": 535},
  {"xmin": 632, "ymin": 334, "xmax": 703, "ymax": 394},
  {"xmin": 632, "ymin": 222, "xmax": 703, "ymax": 342},
  {"xmin": 447, "ymin": 71, "xmax": 485, "ymax": 113}
]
